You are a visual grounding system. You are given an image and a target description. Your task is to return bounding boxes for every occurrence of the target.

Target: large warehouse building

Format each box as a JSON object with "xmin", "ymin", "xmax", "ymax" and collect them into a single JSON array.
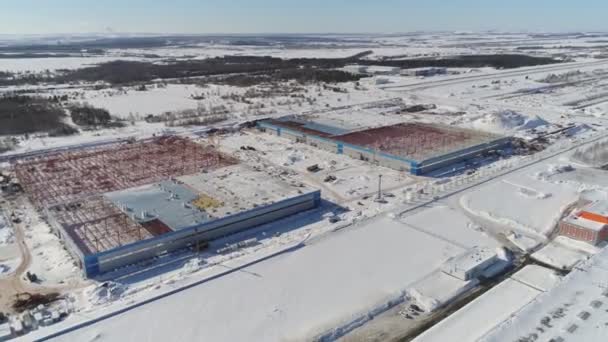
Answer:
[
  {"xmin": 14, "ymin": 137, "xmax": 321, "ymax": 278},
  {"xmin": 258, "ymin": 116, "xmax": 510, "ymax": 175}
]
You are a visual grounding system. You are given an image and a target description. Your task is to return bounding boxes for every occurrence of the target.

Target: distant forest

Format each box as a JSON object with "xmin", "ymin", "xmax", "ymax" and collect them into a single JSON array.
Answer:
[{"xmin": 0, "ymin": 54, "xmax": 562, "ymax": 87}]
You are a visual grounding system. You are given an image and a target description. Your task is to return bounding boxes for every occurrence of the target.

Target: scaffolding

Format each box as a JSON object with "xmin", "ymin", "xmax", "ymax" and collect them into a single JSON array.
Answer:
[
  {"xmin": 14, "ymin": 136, "xmax": 237, "ymax": 208},
  {"xmin": 49, "ymin": 196, "xmax": 152, "ymax": 254}
]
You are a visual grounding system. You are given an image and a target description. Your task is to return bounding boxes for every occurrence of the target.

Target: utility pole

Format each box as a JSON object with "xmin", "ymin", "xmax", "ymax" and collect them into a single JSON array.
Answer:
[{"xmin": 375, "ymin": 174, "xmax": 387, "ymax": 203}]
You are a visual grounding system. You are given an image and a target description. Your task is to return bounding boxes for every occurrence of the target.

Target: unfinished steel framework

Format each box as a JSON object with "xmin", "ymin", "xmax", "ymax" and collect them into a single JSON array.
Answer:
[
  {"xmin": 15, "ymin": 136, "xmax": 236, "ymax": 208},
  {"xmin": 14, "ymin": 136, "xmax": 322, "ymax": 278},
  {"xmin": 48, "ymin": 196, "xmax": 153, "ymax": 255},
  {"xmin": 258, "ymin": 118, "xmax": 511, "ymax": 175}
]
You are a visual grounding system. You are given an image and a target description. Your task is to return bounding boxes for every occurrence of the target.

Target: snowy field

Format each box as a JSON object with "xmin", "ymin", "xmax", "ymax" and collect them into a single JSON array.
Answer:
[
  {"xmin": 400, "ymin": 203, "xmax": 502, "ymax": 249},
  {"xmin": 461, "ymin": 164, "xmax": 582, "ymax": 239}
]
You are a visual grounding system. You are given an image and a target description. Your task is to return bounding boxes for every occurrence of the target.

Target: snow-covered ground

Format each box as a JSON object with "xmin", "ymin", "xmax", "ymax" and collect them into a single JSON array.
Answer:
[
  {"xmin": 414, "ymin": 265, "xmax": 562, "ymax": 342},
  {"xmin": 482, "ymin": 248, "xmax": 608, "ymax": 342},
  {"xmin": 0, "ymin": 211, "xmax": 20, "ymax": 277},
  {"xmin": 18, "ymin": 207, "xmax": 82, "ymax": 285},
  {"xmin": 461, "ymin": 166, "xmax": 581, "ymax": 239}
]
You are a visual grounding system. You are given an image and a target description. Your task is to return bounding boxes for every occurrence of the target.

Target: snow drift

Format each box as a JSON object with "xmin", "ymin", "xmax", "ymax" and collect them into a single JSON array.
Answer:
[{"xmin": 471, "ymin": 110, "xmax": 548, "ymax": 134}]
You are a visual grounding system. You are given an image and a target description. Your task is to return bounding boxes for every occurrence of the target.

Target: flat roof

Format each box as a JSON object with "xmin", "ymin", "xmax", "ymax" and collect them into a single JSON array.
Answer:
[
  {"xmin": 178, "ymin": 164, "xmax": 312, "ymax": 219},
  {"xmin": 584, "ymin": 200, "xmax": 608, "ymax": 217},
  {"xmin": 564, "ymin": 212, "xmax": 606, "ymax": 232},
  {"xmin": 105, "ymin": 180, "xmax": 210, "ymax": 231},
  {"xmin": 262, "ymin": 117, "xmax": 504, "ymax": 162},
  {"xmin": 442, "ymin": 247, "xmax": 498, "ymax": 274}
]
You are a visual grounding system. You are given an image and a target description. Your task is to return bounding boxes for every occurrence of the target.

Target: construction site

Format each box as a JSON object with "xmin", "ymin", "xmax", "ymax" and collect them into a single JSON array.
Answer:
[
  {"xmin": 258, "ymin": 116, "xmax": 511, "ymax": 175},
  {"xmin": 11, "ymin": 137, "xmax": 321, "ymax": 278}
]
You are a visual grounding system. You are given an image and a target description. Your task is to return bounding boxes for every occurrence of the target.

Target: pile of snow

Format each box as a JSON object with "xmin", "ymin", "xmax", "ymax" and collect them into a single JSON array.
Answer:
[
  {"xmin": 283, "ymin": 150, "xmax": 305, "ymax": 166},
  {"xmin": 178, "ymin": 258, "xmax": 206, "ymax": 276},
  {"xmin": 86, "ymin": 282, "xmax": 128, "ymax": 306},
  {"xmin": 471, "ymin": 110, "xmax": 548, "ymax": 134},
  {"xmin": 534, "ymin": 164, "xmax": 574, "ymax": 180},
  {"xmin": 539, "ymin": 70, "xmax": 586, "ymax": 84},
  {"xmin": 572, "ymin": 139, "xmax": 608, "ymax": 166}
]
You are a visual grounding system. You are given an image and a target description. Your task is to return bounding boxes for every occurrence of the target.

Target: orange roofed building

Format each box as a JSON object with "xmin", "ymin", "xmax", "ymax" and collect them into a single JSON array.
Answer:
[{"xmin": 559, "ymin": 201, "xmax": 608, "ymax": 246}]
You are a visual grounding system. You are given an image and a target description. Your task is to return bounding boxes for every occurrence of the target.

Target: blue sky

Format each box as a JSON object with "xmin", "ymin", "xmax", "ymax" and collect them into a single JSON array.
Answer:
[{"xmin": 1, "ymin": 0, "xmax": 606, "ymax": 34}]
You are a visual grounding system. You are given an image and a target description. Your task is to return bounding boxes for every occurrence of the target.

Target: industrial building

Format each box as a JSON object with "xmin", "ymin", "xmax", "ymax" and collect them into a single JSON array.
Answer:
[
  {"xmin": 559, "ymin": 200, "xmax": 608, "ymax": 246},
  {"xmin": 258, "ymin": 116, "xmax": 510, "ymax": 175},
  {"xmin": 14, "ymin": 137, "xmax": 321, "ymax": 278},
  {"xmin": 441, "ymin": 247, "xmax": 500, "ymax": 281},
  {"xmin": 401, "ymin": 67, "xmax": 448, "ymax": 77},
  {"xmin": 343, "ymin": 65, "xmax": 401, "ymax": 76}
]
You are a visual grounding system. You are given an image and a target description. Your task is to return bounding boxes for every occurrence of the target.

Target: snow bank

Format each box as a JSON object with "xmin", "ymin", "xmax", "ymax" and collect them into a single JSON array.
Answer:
[
  {"xmin": 533, "ymin": 163, "xmax": 574, "ymax": 180},
  {"xmin": 470, "ymin": 110, "xmax": 548, "ymax": 134},
  {"xmin": 315, "ymin": 291, "xmax": 407, "ymax": 342},
  {"xmin": 86, "ymin": 282, "xmax": 128, "ymax": 306},
  {"xmin": 572, "ymin": 139, "xmax": 608, "ymax": 167}
]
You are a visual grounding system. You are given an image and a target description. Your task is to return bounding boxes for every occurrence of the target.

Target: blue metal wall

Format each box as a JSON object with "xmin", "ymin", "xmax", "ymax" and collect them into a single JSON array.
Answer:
[{"xmin": 83, "ymin": 190, "xmax": 321, "ymax": 278}]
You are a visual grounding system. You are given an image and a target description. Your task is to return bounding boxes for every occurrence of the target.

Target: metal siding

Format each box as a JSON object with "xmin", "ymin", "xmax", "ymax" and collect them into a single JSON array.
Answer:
[{"xmin": 87, "ymin": 191, "xmax": 320, "ymax": 277}]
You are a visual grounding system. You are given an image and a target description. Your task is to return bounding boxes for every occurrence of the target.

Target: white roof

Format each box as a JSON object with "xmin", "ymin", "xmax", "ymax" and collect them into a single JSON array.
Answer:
[
  {"xmin": 442, "ymin": 247, "xmax": 497, "ymax": 274},
  {"xmin": 584, "ymin": 200, "xmax": 608, "ymax": 217}
]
